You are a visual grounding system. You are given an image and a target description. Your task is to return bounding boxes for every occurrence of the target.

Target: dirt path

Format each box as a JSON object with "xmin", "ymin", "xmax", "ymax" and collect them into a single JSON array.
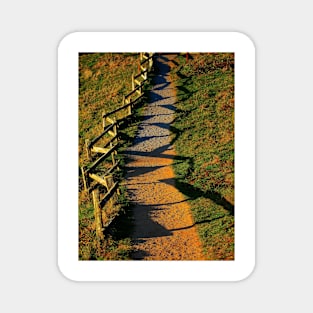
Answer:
[{"xmin": 125, "ymin": 54, "xmax": 205, "ymax": 260}]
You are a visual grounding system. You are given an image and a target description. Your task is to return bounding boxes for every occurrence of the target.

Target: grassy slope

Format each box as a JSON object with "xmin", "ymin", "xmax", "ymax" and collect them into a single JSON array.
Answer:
[
  {"xmin": 170, "ymin": 53, "xmax": 235, "ymax": 260},
  {"xmin": 79, "ymin": 53, "xmax": 143, "ymax": 260}
]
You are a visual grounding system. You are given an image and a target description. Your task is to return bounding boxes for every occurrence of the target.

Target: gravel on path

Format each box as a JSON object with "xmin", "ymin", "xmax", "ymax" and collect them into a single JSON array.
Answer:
[{"xmin": 125, "ymin": 54, "xmax": 205, "ymax": 260}]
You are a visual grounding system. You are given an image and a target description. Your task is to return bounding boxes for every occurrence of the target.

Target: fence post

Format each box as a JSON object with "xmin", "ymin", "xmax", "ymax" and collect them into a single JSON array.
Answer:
[
  {"xmin": 128, "ymin": 99, "xmax": 132, "ymax": 116},
  {"xmin": 143, "ymin": 64, "xmax": 148, "ymax": 79},
  {"xmin": 81, "ymin": 166, "xmax": 89, "ymax": 192},
  {"xmin": 92, "ymin": 189, "xmax": 104, "ymax": 240},
  {"xmin": 113, "ymin": 116, "xmax": 117, "ymax": 137},
  {"xmin": 85, "ymin": 139, "xmax": 91, "ymax": 160},
  {"xmin": 131, "ymin": 73, "xmax": 135, "ymax": 91},
  {"xmin": 102, "ymin": 110, "xmax": 106, "ymax": 129},
  {"xmin": 149, "ymin": 53, "xmax": 153, "ymax": 71},
  {"xmin": 106, "ymin": 175, "xmax": 117, "ymax": 212},
  {"xmin": 110, "ymin": 142, "xmax": 116, "ymax": 166}
]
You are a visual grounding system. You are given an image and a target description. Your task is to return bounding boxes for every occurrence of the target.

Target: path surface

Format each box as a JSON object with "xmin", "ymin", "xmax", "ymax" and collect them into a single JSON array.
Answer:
[{"xmin": 125, "ymin": 54, "xmax": 205, "ymax": 260}]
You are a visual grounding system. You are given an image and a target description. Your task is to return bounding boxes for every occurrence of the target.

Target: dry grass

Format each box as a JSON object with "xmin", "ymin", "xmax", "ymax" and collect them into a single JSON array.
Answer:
[{"xmin": 79, "ymin": 53, "xmax": 140, "ymax": 260}]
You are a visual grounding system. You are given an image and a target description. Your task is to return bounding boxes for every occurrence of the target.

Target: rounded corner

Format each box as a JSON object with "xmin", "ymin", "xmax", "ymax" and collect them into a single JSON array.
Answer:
[
  {"xmin": 235, "ymin": 260, "xmax": 256, "ymax": 282},
  {"xmin": 57, "ymin": 260, "xmax": 79, "ymax": 283},
  {"xmin": 57, "ymin": 31, "xmax": 80, "ymax": 51},
  {"xmin": 232, "ymin": 31, "xmax": 256, "ymax": 51}
]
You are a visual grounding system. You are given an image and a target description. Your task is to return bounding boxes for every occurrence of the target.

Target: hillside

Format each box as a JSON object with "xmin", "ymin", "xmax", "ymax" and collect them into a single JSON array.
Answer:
[
  {"xmin": 79, "ymin": 53, "xmax": 141, "ymax": 260},
  {"xmin": 170, "ymin": 53, "xmax": 235, "ymax": 260}
]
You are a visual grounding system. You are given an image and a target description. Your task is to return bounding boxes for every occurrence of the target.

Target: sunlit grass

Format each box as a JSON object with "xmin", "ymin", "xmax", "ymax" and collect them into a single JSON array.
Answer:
[
  {"xmin": 170, "ymin": 53, "xmax": 235, "ymax": 260},
  {"xmin": 79, "ymin": 53, "xmax": 143, "ymax": 260}
]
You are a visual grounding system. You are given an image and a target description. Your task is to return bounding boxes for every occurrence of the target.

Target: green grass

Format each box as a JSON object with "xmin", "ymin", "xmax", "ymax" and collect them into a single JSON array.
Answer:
[
  {"xmin": 79, "ymin": 53, "xmax": 148, "ymax": 260},
  {"xmin": 170, "ymin": 53, "xmax": 235, "ymax": 260}
]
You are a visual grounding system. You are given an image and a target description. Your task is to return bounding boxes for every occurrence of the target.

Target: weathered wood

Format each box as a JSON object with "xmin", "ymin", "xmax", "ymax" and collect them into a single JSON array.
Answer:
[
  {"xmin": 124, "ymin": 83, "xmax": 142, "ymax": 100},
  {"xmin": 92, "ymin": 189, "xmax": 104, "ymax": 240},
  {"xmin": 131, "ymin": 73, "xmax": 135, "ymax": 91},
  {"xmin": 99, "ymin": 181, "xmax": 118, "ymax": 208},
  {"xmin": 128, "ymin": 101, "xmax": 132, "ymax": 115},
  {"xmin": 134, "ymin": 69, "xmax": 148, "ymax": 80},
  {"xmin": 106, "ymin": 175, "xmax": 117, "ymax": 214},
  {"xmin": 91, "ymin": 146, "xmax": 110, "ymax": 154},
  {"xmin": 106, "ymin": 116, "xmax": 115, "ymax": 124},
  {"xmin": 88, "ymin": 123, "xmax": 115, "ymax": 147},
  {"xmin": 87, "ymin": 160, "xmax": 120, "ymax": 190},
  {"xmin": 89, "ymin": 173, "xmax": 116, "ymax": 189},
  {"xmin": 109, "ymin": 142, "xmax": 116, "ymax": 165},
  {"xmin": 134, "ymin": 78, "xmax": 141, "ymax": 86},
  {"xmin": 102, "ymin": 110, "xmax": 106, "ymax": 128},
  {"xmin": 90, "ymin": 135, "xmax": 117, "ymax": 156},
  {"xmin": 140, "ymin": 64, "xmax": 147, "ymax": 72},
  {"xmin": 148, "ymin": 53, "xmax": 153, "ymax": 71},
  {"xmin": 104, "ymin": 159, "xmax": 120, "ymax": 176},
  {"xmin": 81, "ymin": 166, "xmax": 89, "ymax": 191},
  {"xmin": 112, "ymin": 117, "xmax": 117, "ymax": 136},
  {"xmin": 85, "ymin": 139, "xmax": 91, "ymax": 160},
  {"xmin": 102, "ymin": 101, "xmax": 131, "ymax": 117},
  {"xmin": 140, "ymin": 55, "xmax": 151, "ymax": 65},
  {"xmin": 104, "ymin": 134, "xmax": 118, "ymax": 148},
  {"xmin": 87, "ymin": 143, "xmax": 118, "ymax": 173}
]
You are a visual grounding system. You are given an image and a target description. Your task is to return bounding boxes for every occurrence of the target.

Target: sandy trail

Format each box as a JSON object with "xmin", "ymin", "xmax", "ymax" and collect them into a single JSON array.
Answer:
[{"xmin": 125, "ymin": 54, "xmax": 204, "ymax": 260}]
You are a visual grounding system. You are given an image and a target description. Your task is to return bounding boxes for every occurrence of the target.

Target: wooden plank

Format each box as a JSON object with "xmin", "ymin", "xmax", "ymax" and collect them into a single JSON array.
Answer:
[
  {"xmin": 102, "ymin": 110, "xmax": 106, "ymax": 128},
  {"xmin": 88, "ymin": 160, "xmax": 121, "ymax": 188},
  {"xmin": 87, "ymin": 143, "xmax": 118, "ymax": 173},
  {"xmin": 91, "ymin": 146, "xmax": 110, "ymax": 154},
  {"xmin": 89, "ymin": 173, "xmax": 115, "ymax": 188},
  {"xmin": 108, "ymin": 130, "xmax": 115, "ymax": 137},
  {"xmin": 134, "ymin": 79, "xmax": 141, "ymax": 86},
  {"xmin": 88, "ymin": 123, "xmax": 115, "ymax": 147},
  {"xmin": 134, "ymin": 69, "xmax": 148, "ymax": 79},
  {"xmin": 105, "ymin": 159, "xmax": 120, "ymax": 175},
  {"xmin": 102, "ymin": 102, "xmax": 130, "ymax": 117},
  {"xmin": 148, "ymin": 53, "xmax": 153, "ymax": 71},
  {"xmin": 106, "ymin": 116, "xmax": 115, "ymax": 124},
  {"xmin": 124, "ymin": 83, "xmax": 142, "ymax": 100},
  {"xmin": 99, "ymin": 181, "xmax": 118, "ymax": 208},
  {"xmin": 91, "ymin": 132, "xmax": 117, "ymax": 153},
  {"xmin": 85, "ymin": 139, "xmax": 91, "ymax": 160},
  {"xmin": 102, "ymin": 134, "xmax": 117, "ymax": 149},
  {"xmin": 92, "ymin": 189, "xmax": 104, "ymax": 240},
  {"xmin": 140, "ymin": 55, "xmax": 152, "ymax": 65},
  {"xmin": 81, "ymin": 166, "xmax": 89, "ymax": 191}
]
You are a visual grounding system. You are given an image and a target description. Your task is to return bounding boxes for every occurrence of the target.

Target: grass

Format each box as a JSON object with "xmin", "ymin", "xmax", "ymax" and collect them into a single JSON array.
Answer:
[
  {"xmin": 170, "ymin": 53, "xmax": 235, "ymax": 260},
  {"xmin": 79, "ymin": 53, "xmax": 148, "ymax": 260}
]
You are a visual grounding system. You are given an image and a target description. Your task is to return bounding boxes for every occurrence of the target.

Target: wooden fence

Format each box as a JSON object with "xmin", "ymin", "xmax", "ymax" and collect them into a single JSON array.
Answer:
[{"xmin": 80, "ymin": 52, "xmax": 154, "ymax": 239}]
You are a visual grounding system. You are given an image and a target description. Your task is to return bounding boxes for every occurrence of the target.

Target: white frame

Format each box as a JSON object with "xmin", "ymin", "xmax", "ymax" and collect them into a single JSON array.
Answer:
[{"xmin": 58, "ymin": 32, "xmax": 255, "ymax": 281}]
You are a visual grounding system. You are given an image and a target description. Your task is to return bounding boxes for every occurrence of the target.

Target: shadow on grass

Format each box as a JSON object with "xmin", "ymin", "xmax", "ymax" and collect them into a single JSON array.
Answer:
[
  {"xmin": 160, "ymin": 164, "xmax": 235, "ymax": 216},
  {"xmin": 178, "ymin": 179, "xmax": 234, "ymax": 215}
]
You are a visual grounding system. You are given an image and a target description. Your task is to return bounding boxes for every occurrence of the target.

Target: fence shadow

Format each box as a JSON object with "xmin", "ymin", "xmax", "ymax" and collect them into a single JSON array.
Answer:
[{"xmin": 160, "ymin": 173, "xmax": 234, "ymax": 216}]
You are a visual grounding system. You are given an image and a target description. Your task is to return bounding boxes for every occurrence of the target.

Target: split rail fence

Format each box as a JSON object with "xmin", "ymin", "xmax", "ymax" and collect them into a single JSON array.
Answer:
[{"xmin": 81, "ymin": 52, "xmax": 154, "ymax": 239}]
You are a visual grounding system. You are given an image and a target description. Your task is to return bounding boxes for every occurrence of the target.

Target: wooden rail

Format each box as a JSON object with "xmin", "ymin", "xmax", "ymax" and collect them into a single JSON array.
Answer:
[
  {"xmin": 80, "ymin": 52, "xmax": 154, "ymax": 238},
  {"xmin": 87, "ymin": 143, "xmax": 118, "ymax": 173}
]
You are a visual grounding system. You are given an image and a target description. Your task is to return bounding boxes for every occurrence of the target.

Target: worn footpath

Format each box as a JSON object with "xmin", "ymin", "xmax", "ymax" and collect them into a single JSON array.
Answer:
[{"xmin": 125, "ymin": 54, "xmax": 205, "ymax": 260}]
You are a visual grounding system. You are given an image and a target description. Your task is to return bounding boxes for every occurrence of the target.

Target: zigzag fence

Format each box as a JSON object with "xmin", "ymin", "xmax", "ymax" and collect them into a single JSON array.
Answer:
[{"xmin": 80, "ymin": 52, "xmax": 154, "ymax": 239}]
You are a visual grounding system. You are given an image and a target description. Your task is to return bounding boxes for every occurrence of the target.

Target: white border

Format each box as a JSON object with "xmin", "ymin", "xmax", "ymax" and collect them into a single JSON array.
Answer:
[{"xmin": 58, "ymin": 32, "xmax": 255, "ymax": 281}]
